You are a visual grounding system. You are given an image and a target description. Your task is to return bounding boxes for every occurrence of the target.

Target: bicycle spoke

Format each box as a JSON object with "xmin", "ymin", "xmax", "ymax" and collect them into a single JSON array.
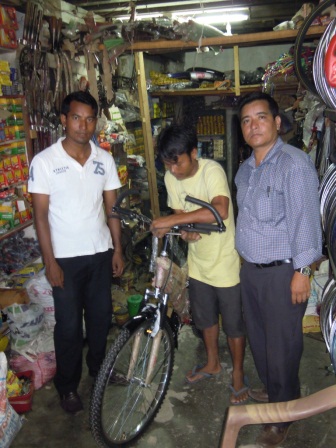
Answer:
[{"xmin": 90, "ymin": 321, "xmax": 174, "ymax": 446}]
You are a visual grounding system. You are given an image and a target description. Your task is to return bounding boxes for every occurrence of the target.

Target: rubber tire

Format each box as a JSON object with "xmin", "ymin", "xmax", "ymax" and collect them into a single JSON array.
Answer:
[
  {"xmin": 294, "ymin": 0, "xmax": 336, "ymax": 94},
  {"xmin": 90, "ymin": 320, "xmax": 175, "ymax": 447}
]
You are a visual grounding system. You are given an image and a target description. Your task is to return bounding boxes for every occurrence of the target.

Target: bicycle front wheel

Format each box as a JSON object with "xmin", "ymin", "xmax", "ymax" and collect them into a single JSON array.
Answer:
[{"xmin": 90, "ymin": 319, "xmax": 175, "ymax": 447}]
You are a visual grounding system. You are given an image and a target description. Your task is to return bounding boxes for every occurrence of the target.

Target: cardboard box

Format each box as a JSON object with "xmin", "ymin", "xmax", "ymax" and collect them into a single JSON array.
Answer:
[
  {"xmin": 0, "ymin": 28, "xmax": 17, "ymax": 49},
  {"xmin": 0, "ymin": 201, "xmax": 14, "ymax": 220},
  {"xmin": 302, "ymin": 315, "xmax": 321, "ymax": 333},
  {"xmin": 0, "ymin": 288, "xmax": 30, "ymax": 310},
  {"xmin": 0, "ymin": 6, "xmax": 18, "ymax": 30}
]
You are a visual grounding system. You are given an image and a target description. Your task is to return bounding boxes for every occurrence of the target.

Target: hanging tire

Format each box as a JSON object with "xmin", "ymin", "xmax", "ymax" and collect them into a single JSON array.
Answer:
[
  {"xmin": 90, "ymin": 319, "xmax": 175, "ymax": 447},
  {"xmin": 293, "ymin": 0, "xmax": 336, "ymax": 94}
]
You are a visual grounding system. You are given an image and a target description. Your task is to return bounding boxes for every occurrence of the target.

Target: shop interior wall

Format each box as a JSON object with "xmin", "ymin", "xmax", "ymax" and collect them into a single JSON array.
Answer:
[
  {"xmin": 184, "ymin": 43, "xmax": 291, "ymax": 73},
  {"xmin": 118, "ymin": 53, "xmax": 184, "ymax": 79}
]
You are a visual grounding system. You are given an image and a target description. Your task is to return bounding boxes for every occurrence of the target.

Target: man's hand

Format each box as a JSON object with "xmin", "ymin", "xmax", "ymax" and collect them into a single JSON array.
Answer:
[
  {"xmin": 290, "ymin": 271, "xmax": 311, "ymax": 304},
  {"xmin": 151, "ymin": 216, "xmax": 174, "ymax": 238},
  {"xmin": 45, "ymin": 260, "xmax": 64, "ymax": 288},
  {"xmin": 180, "ymin": 230, "xmax": 201, "ymax": 242},
  {"xmin": 112, "ymin": 251, "xmax": 124, "ymax": 277}
]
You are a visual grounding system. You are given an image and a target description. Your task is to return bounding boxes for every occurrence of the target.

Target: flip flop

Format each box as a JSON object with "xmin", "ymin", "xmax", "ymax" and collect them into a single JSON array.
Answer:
[
  {"xmin": 229, "ymin": 375, "xmax": 250, "ymax": 405},
  {"xmin": 185, "ymin": 364, "xmax": 223, "ymax": 384},
  {"xmin": 229, "ymin": 382, "xmax": 250, "ymax": 405}
]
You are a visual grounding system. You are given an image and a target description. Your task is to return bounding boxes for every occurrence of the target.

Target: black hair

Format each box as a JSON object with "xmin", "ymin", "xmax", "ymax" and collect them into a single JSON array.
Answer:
[
  {"xmin": 61, "ymin": 91, "xmax": 98, "ymax": 117},
  {"xmin": 156, "ymin": 123, "xmax": 197, "ymax": 163},
  {"xmin": 237, "ymin": 92, "xmax": 279, "ymax": 120}
]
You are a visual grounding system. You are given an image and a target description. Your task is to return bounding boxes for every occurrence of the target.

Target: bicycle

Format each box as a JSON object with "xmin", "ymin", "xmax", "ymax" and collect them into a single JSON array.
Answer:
[{"xmin": 89, "ymin": 189, "xmax": 225, "ymax": 447}]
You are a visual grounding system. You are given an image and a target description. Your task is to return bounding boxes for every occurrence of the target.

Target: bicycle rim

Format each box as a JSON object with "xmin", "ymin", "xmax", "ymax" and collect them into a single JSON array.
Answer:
[
  {"xmin": 294, "ymin": 0, "xmax": 336, "ymax": 95},
  {"xmin": 90, "ymin": 320, "xmax": 174, "ymax": 447}
]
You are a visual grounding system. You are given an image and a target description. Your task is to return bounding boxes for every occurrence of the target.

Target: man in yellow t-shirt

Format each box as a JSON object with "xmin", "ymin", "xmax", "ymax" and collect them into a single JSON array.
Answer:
[{"xmin": 151, "ymin": 124, "xmax": 248, "ymax": 404}]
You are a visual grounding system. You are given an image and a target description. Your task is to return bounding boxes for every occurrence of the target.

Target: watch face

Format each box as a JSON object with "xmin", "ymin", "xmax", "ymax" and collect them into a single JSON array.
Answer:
[{"xmin": 302, "ymin": 267, "xmax": 311, "ymax": 275}]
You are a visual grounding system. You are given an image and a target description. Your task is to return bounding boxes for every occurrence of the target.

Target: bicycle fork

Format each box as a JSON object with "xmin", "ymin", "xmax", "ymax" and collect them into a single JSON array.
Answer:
[{"xmin": 127, "ymin": 288, "xmax": 169, "ymax": 385}]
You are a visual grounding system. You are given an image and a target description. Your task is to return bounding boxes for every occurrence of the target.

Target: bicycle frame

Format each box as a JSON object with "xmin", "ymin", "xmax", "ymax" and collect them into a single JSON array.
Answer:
[
  {"xmin": 111, "ymin": 188, "xmax": 226, "ymax": 385},
  {"xmin": 89, "ymin": 189, "xmax": 227, "ymax": 447}
]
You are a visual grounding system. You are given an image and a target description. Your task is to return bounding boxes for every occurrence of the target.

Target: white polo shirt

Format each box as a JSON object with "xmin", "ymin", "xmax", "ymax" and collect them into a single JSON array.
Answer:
[{"xmin": 28, "ymin": 138, "xmax": 121, "ymax": 258}]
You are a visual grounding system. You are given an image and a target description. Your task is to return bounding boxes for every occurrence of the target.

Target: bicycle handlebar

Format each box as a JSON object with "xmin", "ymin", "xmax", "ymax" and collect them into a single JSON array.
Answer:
[{"xmin": 111, "ymin": 189, "xmax": 226, "ymax": 234}]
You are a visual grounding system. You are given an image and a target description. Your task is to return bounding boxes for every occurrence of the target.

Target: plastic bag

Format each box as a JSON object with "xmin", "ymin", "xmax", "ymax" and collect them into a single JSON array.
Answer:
[
  {"xmin": 11, "ymin": 324, "xmax": 55, "ymax": 360},
  {"xmin": 0, "ymin": 352, "xmax": 22, "ymax": 447},
  {"xmin": 25, "ymin": 272, "xmax": 55, "ymax": 326},
  {"xmin": 306, "ymin": 259, "xmax": 330, "ymax": 316},
  {"xmin": 9, "ymin": 351, "xmax": 56, "ymax": 390},
  {"xmin": 154, "ymin": 256, "xmax": 191, "ymax": 322},
  {"xmin": 5, "ymin": 303, "xmax": 44, "ymax": 349}
]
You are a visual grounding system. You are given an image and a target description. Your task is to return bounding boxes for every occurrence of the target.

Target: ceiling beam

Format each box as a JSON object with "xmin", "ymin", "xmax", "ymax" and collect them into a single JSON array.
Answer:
[{"xmin": 67, "ymin": 0, "xmax": 318, "ymax": 16}]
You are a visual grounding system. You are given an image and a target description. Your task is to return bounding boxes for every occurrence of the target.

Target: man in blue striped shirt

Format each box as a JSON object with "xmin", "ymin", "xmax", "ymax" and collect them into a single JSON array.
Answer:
[{"xmin": 235, "ymin": 92, "xmax": 322, "ymax": 448}]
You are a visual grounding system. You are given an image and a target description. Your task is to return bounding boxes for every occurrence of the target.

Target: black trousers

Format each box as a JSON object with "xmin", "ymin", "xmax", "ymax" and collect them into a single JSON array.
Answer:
[
  {"xmin": 241, "ymin": 261, "xmax": 307, "ymax": 404},
  {"xmin": 52, "ymin": 250, "xmax": 113, "ymax": 395}
]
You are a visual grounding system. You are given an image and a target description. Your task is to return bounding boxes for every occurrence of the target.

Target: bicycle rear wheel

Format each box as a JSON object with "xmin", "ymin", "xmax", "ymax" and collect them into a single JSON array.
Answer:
[{"xmin": 90, "ymin": 319, "xmax": 175, "ymax": 447}]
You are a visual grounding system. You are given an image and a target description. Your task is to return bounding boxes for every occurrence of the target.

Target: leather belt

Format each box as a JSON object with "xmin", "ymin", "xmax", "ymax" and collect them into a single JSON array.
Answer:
[{"xmin": 254, "ymin": 258, "xmax": 292, "ymax": 268}]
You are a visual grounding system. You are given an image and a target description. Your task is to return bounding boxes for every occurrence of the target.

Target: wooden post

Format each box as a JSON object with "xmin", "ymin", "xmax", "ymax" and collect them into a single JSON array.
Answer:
[
  {"xmin": 134, "ymin": 51, "xmax": 160, "ymax": 219},
  {"xmin": 233, "ymin": 45, "xmax": 240, "ymax": 97}
]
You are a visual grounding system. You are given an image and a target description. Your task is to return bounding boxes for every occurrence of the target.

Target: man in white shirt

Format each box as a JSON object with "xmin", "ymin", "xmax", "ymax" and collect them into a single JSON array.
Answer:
[{"xmin": 28, "ymin": 91, "xmax": 124, "ymax": 414}]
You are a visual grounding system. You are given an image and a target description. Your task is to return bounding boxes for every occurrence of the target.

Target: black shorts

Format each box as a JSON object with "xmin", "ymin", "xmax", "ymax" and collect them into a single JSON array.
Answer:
[{"xmin": 189, "ymin": 278, "xmax": 245, "ymax": 338}]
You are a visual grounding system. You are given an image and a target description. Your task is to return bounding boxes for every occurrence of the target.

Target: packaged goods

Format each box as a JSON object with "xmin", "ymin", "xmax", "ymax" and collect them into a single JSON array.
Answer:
[
  {"xmin": 0, "ymin": 352, "xmax": 22, "ymax": 445},
  {"xmin": 0, "ymin": 6, "xmax": 18, "ymax": 30},
  {"xmin": 8, "ymin": 370, "xmax": 34, "ymax": 414}
]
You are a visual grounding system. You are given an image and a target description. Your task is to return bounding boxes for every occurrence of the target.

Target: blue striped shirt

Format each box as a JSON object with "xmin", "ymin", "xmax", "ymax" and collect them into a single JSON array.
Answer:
[{"xmin": 235, "ymin": 137, "xmax": 322, "ymax": 268}]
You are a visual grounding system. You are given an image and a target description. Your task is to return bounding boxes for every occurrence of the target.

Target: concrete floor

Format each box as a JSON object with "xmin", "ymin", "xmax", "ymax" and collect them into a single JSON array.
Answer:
[{"xmin": 9, "ymin": 313, "xmax": 336, "ymax": 448}]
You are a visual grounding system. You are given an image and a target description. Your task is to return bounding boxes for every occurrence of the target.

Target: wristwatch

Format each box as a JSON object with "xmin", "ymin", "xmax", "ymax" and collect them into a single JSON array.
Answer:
[{"xmin": 295, "ymin": 266, "xmax": 312, "ymax": 276}]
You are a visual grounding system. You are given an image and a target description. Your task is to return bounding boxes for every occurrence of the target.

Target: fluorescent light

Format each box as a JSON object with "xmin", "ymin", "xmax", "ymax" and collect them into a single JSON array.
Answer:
[
  {"xmin": 194, "ymin": 14, "xmax": 249, "ymax": 25},
  {"xmin": 115, "ymin": 13, "xmax": 164, "ymax": 21},
  {"xmin": 172, "ymin": 7, "xmax": 249, "ymax": 24},
  {"xmin": 173, "ymin": 7, "xmax": 249, "ymax": 17},
  {"xmin": 114, "ymin": 7, "xmax": 249, "ymax": 24}
]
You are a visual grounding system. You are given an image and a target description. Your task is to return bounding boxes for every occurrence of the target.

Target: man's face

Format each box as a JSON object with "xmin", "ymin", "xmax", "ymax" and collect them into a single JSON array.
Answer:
[
  {"xmin": 60, "ymin": 100, "xmax": 97, "ymax": 145},
  {"xmin": 240, "ymin": 100, "xmax": 281, "ymax": 153},
  {"xmin": 163, "ymin": 148, "xmax": 198, "ymax": 180}
]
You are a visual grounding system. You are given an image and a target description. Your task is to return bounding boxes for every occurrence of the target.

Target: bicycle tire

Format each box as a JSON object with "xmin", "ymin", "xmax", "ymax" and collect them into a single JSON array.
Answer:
[
  {"xmin": 294, "ymin": 0, "xmax": 336, "ymax": 94},
  {"xmin": 90, "ymin": 319, "xmax": 175, "ymax": 447}
]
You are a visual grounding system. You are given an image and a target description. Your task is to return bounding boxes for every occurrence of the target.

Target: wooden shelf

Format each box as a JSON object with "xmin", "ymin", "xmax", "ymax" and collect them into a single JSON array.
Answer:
[
  {"xmin": 151, "ymin": 83, "xmax": 299, "ymax": 97},
  {"xmin": 129, "ymin": 26, "xmax": 326, "ymax": 53},
  {"xmin": 0, "ymin": 180, "xmax": 28, "ymax": 191},
  {"xmin": 0, "ymin": 47, "xmax": 18, "ymax": 54},
  {"xmin": 151, "ymin": 85, "xmax": 262, "ymax": 96},
  {"xmin": 0, "ymin": 138, "xmax": 25, "ymax": 147},
  {"xmin": 0, "ymin": 219, "xmax": 34, "ymax": 242}
]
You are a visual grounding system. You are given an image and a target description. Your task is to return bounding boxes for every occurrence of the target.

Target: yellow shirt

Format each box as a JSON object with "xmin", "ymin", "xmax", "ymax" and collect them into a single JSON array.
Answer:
[{"xmin": 165, "ymin": 158, "xmax": 240, "ymax": 287}]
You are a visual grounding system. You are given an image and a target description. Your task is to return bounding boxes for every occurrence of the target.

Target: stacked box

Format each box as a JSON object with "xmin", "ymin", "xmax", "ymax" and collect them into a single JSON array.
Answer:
[
  {"xmin": 117, "ymin": 165, "xmax": 128, "ymax": 186},
  {"xmin": 197, "ymin": 115, "xmax": 225, "ymax": 135},
  {"xmin": 213, "ymin": 140, "xmax": 225, "ymax": 159},
  {"xmin": 0, "ymin": 6, "xmax": 18, "ymax": 49},
  {"xmin": 126, "ymin": 127, "xmax": 146, "ymax": 157},
  {"xmin": 0, "ymin": 152, "xmax": 28, "ymax": 188},
  {"xmin": 161, "ymin": 100, "xmax": 174, "ymax": 118},
  {"xmin": 0, "ymin": 186, "xmax": 32, "ymax": 229}
]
